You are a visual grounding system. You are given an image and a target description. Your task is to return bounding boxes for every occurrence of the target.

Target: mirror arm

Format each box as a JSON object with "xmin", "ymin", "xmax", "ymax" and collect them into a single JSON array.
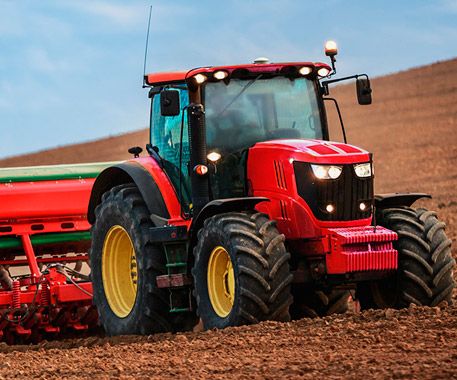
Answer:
[
  {"xmin": 320, "ymin": 82, "xmax": 330, "ymax": 96},
  {"xmin": 148, "ymin": 86, "xmax": 162, "ymax": 98},
  {"xmin": 330, "ymin": 55, "xmax": 337, "ymax": 75},
  {"xmin": 321, "ymin": 73, "xmax": 369, "ymax": 89},
  {"xmin": 146, "ymin": 143, "xmax": 164, "ymax": 168},
  {"xmin": 323, "ymin": 97, "xmax": 347, "ymax": 144}
]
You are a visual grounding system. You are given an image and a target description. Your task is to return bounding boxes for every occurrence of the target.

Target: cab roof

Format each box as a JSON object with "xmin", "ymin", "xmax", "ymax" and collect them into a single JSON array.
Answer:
[{"xmin": 144, "ymin": 61, "xmax": 331, "ymax": 87}]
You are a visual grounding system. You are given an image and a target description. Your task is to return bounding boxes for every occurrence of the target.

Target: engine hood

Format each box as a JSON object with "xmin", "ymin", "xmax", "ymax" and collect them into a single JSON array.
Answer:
[{"xmin": 252, "ymin": 139, "xmax": 371, "ymax": 164}]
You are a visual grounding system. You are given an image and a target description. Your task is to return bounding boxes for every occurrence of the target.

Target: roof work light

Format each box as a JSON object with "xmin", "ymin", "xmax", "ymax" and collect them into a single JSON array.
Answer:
[
  {"xmin": 325, "ymin": 40, "xmax": 338, "ymax": 56},
  {"xmin": 324, "ymin": 40, "xmax": 338, "ymax": 74}
]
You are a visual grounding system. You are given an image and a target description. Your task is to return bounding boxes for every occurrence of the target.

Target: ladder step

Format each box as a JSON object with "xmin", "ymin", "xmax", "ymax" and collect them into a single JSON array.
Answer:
[
  {"xmin": 165, "ymin": 262, "xmax": 187, "ymax": 268},
  {"xmin": 170, "ymin": 307, "xmax": 191, "ymax": 313},
  {"xmin": 156, "ymin": 274, "xmax": 192, "ymax": 288}
]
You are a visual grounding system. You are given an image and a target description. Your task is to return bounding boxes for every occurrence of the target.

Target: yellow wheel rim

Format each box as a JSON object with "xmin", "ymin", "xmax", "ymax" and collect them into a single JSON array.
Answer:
[
  {"xmin": 102, "ymin": 225, "xmax": 138, "ymax": 318},
  {"xmin": 207, "ymin": 246, "xmax": 235, "ymax": 318}
]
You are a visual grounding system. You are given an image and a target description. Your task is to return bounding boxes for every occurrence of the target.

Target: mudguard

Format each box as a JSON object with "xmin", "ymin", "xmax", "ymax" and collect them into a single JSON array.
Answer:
[
  {"xmin": 189, "ymin": 197, "xmax": 269, "ymax": 247},
  {"xmin": 87, "ymin": 161, "xmax": 170, "ymax": 224},
  {"xmin": 374, "ymin": 193, "xmax": 431, "ymax": 209}
]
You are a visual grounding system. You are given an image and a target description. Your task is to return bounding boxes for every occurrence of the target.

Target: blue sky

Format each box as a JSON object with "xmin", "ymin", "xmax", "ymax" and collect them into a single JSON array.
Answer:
[{"xmin": 1, "ymin": 0, "xmax": 456, "ymax": 159}]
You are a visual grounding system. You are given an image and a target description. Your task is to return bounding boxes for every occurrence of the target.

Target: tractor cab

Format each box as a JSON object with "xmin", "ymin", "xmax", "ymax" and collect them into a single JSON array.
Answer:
[
  {"xmin": 146, "ymin": 61, "xmax": 333, "ymax": 212},
  {"xmin": 145, "ymin": 41, "xmax": 373, "ymax": 216}
]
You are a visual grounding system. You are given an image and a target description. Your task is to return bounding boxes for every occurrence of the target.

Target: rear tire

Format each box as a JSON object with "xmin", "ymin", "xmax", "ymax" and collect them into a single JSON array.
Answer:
[
  {"xmin": 290, "ymin": 286, "xmax": 349, "ymax": 318},
  {"xmin": 90, "ymin": 184, "xmax": 172, "ymax": 335},
  {"xmin": 357, "ymin": 207, "xmax": 455, "ymax": 309},
  {"xmin": 192, "ymin": 212, "xmax": 293, "ymax": 329}
]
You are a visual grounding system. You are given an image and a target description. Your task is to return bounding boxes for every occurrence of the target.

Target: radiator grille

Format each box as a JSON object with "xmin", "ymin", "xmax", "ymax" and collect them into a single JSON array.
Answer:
[{"xmin": 294, "ymin": 162, "xmax": 374, "ymax": 221}]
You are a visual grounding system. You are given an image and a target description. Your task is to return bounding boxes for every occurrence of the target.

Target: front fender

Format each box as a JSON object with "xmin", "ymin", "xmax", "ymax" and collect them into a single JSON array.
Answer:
[
  {"xmin": 374, "ymin": 193, "xmax": 431, "ymax": 209},
  {"xmin": 189, "ymin": 197, "xmax": 269, "ymax": 248}
]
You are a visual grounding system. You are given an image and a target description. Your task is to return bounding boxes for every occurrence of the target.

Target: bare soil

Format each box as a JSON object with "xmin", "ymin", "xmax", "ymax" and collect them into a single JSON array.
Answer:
[
  {"xmin": 0, "ymin": 58, "xmax": 456, "ymax": 378},
  {"xmin": 1, "ymin": 305, "xmax": 456, "ymax": 379}
]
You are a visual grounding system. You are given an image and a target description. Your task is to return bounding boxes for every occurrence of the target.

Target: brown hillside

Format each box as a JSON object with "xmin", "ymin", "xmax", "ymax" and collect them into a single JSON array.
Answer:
[
  {"xmin": 0, "ymin": 129, "xmax": 149, "ymax": 167},
  {"xmin": 1, "ymin": 58, "xmax": 456, "ymax": 239}
]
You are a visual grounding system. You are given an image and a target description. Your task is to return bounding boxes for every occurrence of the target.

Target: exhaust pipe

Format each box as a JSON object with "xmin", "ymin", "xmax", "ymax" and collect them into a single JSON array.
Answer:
[{"xmin": 187, "ymin": 103, "xmax": 209, "ymax": 216}]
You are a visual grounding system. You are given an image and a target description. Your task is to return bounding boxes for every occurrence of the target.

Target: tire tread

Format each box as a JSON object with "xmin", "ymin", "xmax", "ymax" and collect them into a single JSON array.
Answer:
[{"xmin": 192, "ymin": 212, "xmax": 292, "ymax": 329}]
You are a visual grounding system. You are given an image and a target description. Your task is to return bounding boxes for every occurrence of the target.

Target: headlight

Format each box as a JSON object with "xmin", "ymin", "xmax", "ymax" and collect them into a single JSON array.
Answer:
[
  {"xmin": 311, "ymin": 164, "xmax": 343, "ymax": 179},
  {"xmin": 299, "ymin": 66, "xmax": 312, "ymax": 76},
  {"xmin": 193, "ymin": 74, "xmax": 207, "ymax": 84},
  {"xmin": 317, "ymin": 67, "xmax": 331, "ymax": 77},
  {"xmin": 354, "ymin": 163, "xmax": 372, "ymax": 177},
  {"xmin": 213, "ymin": 71, "xmax": 228, "ymax": 80},
  {"xmin": 207, "ymin": 151, "xmax": 221, "ymax": 162}
]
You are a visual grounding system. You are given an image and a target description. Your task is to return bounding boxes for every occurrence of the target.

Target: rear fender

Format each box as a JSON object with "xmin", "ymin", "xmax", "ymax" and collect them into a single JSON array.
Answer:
[
  {"xmin": 374, "ymin": 193, "xmax": 431, "ymax": 209},
  {"xmin": 87, "ymin": 161, "xmax": 170, "ymax": 224}
]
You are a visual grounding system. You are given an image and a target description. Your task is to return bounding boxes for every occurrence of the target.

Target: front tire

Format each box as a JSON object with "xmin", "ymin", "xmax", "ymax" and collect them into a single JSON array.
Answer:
[
  {"xmin": 192, "ymin": 212, "xmax": 293, "ymax": 329},
  {"xmin": 90, "ymin": 184, "xmax": 171, "ymax": 335},
  {"xmin": 357, "ymin": 207, "xmax": 455, "ymax": 309}
]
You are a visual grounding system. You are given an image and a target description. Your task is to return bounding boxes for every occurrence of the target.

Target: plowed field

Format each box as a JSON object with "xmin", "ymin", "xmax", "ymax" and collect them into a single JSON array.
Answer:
[
  {"xmin": 1, "ymin": 58, "xmax": 456, "ymax": 378},
  {"xmin": 0, "ymin": 305, "xmax": 456, "ymax": 379}
]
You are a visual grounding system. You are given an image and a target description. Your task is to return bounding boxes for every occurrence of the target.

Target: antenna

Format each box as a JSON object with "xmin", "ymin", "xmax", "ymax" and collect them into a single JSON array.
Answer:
[{"xmin": 142, "ymin": 5, "xmax": 153, "ymax": 88}]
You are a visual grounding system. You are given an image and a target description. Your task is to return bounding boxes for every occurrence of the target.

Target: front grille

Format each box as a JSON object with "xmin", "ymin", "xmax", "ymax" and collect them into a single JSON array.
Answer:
[{"xmin": 293, "ymin": 162, "xmax": 373, "ymax": 221}]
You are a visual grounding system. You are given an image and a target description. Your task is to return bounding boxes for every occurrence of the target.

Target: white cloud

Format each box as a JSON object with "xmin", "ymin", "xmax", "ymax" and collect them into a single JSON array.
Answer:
[
  {"xmin": 0, "ymin": 82, "xmax": 13, "ymax": 110},
  {"xmin": 0, "ymin": 3, "xmax": 73, "ymax": 41},
  {"xmin": 424, "ymin": 0, "xmax": 457, "ymax": 15},
  {"xmin": 58, "ymin": 1, "xmax": 195, "ymax": 31},
  {"xmin": 23, "ymin": 46, "xmax": 86, "ymax": 76},
  {"xmin": 0, "ymin": 2, "xmax": 25, "ymax": 36},
  {"xmin": 440, "ymin": 0, "xmax": 457, "ymax": 13},
  {"xmin": 26, "ymin": 48, "xmax": 60, "ymax": 73},
  {"xmin": 67, "ymin": 1, "xmax": 144, "ymax": 27}
]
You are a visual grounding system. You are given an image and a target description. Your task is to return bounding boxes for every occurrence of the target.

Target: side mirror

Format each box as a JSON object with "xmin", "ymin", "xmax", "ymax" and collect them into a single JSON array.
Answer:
[
  {"xmin": 160, "ymin": 90, "xmax": 180, "ymax": 116},
  {"xmin": 356, "ymin": 77, "xmax": 372, "ymax": 105}
]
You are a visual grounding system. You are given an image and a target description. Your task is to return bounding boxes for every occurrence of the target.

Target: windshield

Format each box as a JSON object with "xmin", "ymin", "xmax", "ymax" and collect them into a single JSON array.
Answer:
[{"xmin": 204, "ymin": 76, "xmax": 323, "ymax": 153}]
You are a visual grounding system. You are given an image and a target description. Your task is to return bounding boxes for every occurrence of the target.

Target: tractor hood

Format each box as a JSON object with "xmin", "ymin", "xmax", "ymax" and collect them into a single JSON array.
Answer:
[{"xmin": 251, "ymin": 139, "xmax": 371, "ymax": 164}]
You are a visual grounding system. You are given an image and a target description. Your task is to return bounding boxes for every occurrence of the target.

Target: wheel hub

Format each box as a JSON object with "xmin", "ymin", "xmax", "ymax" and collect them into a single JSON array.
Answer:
[
  {"xmin": 102, "ymin": 225, "xmax": 138, "ymax": 318},
  {"xmin": 207, "ymin": 246, "xmax": 235, "ymax": 318}
]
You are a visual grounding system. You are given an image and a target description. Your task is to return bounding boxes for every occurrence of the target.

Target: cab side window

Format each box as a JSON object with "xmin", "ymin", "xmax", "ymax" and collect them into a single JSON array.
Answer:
[{"xmin": 151, "ymin": 88, "xmax": 190, "ymax": 205}]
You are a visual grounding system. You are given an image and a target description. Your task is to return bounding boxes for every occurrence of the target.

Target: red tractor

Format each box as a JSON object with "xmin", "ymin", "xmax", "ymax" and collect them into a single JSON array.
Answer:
[{"xmin": 0, "ymin": 41, "xmax": 454, "ymax": 341}]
